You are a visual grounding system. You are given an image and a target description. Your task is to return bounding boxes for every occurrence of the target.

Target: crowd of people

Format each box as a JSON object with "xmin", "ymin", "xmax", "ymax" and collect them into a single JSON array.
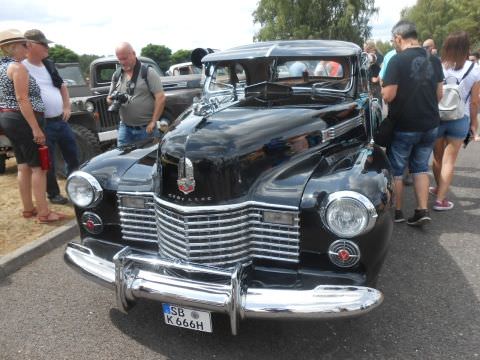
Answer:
[
  {"xmin": 0, "ymin": 21, "xmax": 479, "ymax": 227},
  {"xmin": 0, "ymin": 28, "xmax": 165, "ymax": 223},
  {"xmin": 377, "ymin": 20, "xmax": 480, "ymax": 226}
]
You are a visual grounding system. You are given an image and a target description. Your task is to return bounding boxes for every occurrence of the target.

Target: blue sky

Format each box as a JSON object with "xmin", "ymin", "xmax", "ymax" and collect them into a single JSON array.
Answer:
[{"xmin": 0, "ymin": 0, "xmax": 416, "ymax": 56}]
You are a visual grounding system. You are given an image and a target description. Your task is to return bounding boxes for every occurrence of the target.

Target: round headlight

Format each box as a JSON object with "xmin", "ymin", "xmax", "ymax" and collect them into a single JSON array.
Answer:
[
  {"xmin": 322, "ymin": 191, "xmax": 377, "ymax": 238},
  {"xmin": 66, "ymin": 171, "xmax": 103, "ymax": 208},
  {"xmin": 85, "ymin": 101, "xmax": 95, "ymax": 112}
]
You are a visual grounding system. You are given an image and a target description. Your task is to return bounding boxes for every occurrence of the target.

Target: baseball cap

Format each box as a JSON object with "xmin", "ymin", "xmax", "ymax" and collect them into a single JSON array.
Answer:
[{"xmin": 24, "ymin": 29, "xmax": 53, "ymax": 46}]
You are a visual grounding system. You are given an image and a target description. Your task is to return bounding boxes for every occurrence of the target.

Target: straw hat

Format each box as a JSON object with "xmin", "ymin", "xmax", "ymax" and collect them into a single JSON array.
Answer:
[{"xmin": 0, "ymin": 29, "xmax": 27, "ymax": 47}]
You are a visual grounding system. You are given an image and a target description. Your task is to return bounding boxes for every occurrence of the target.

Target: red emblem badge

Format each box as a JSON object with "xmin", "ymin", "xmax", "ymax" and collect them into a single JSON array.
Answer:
[{"xmin": 177, "ymin": 157, "xmax": 195, "ymax": 195}]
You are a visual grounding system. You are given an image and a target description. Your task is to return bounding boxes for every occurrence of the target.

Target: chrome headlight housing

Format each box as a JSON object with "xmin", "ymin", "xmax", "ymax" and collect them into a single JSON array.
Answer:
[
  {"xmin": 85, "ymin": 100, "xmax": 95, "ymax": 112},
  {"xmin": 321, "ymin": 191, "xmax": 377, "ymax": 238},
  {"xmin": 66, "ymin": 171, "xmax": 103, "ymax": 208}
]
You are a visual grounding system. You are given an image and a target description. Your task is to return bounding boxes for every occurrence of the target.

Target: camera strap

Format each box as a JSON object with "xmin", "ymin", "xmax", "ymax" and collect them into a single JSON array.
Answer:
[{"xmin": 112, "ymin": 59, "xmax": 154, "ymax": 98}]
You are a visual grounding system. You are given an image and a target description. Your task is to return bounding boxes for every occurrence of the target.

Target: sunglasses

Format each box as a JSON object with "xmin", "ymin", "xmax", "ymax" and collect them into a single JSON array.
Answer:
[{"xmin": 31, "ymin": 41, "xmax": 49, "ymax": 49}]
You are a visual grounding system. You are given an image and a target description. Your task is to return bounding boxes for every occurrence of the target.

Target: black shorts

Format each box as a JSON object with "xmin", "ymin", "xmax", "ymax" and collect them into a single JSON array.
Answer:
[{"xmin": 0, "ymin": 111, "xmax": 44, "ymax": 167}]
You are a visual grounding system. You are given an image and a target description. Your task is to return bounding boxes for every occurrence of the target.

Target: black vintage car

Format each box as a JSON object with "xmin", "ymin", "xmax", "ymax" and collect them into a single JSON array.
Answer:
[{"xmin": 64, "ymin": 40, "xmax": 393, "ymax": 335}]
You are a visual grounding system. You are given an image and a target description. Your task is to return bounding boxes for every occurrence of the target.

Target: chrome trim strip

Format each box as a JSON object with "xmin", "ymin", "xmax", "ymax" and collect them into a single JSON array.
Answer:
[
  {"xmin": 65, "ymin": 241, "xmax": 384, "ymax": 335},
  {"xmin": 321, "ymin": 115, "xmax": 364, "ymax": 143},
  {"xmin": 153, "ymin": 194, "xmax": 299, "ymax": 213},
  {"xmin": 118, "ymin": 192, "xmax": 298, "ymax": 211}
]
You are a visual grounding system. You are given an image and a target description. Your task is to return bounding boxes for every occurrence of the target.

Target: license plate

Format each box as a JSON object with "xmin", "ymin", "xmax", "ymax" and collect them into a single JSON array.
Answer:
[{"xmin": 162, "ymin": 303, "xmax": 212, "ymax": 333}]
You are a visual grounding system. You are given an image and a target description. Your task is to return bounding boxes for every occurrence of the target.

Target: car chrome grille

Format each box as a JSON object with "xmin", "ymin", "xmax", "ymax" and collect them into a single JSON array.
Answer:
[
  {"xmin": 155, "ymin": 198, "xmax": 300, "ymax": 268},
  {"xmin": 117, "ymin": 193, "xmax": 300, "ymax": 268},
  {"xmin": 118, "ymin": 194, "xmax": 157, "ymax": 243}
]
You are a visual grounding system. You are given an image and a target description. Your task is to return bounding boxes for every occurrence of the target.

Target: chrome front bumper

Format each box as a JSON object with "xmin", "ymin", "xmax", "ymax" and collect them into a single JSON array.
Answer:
[{"xmin": 65, "ymin": 241, "xmax": 383, "ymax": 335}]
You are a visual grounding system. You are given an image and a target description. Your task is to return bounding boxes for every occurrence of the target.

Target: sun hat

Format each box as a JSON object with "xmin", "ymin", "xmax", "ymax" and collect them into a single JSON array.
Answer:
[
  {"xmin": 0, "ymin": 29, "xmax": 27, "ymax": 47},
  {"xmin": 24, "ymin": 29, "xmax": 53, "ymax": 46}
]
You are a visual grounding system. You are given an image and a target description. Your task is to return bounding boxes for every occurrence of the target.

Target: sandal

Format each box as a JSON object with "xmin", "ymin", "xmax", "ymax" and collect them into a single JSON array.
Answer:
[
  {"xmin": 37, "ymin": 211, "xmax": 67, "ymax": 224},
  {"xmin": 22, "ymin": 208, "xmax": 38, "ymax": 218}
]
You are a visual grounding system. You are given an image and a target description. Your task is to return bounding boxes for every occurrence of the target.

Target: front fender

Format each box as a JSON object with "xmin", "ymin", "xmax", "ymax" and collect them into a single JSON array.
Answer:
[
  {"xmin": 299, "ymin": 145, "xmax": 393, "ymax": 278},
  {"xmin": 80, "ymin": 138, "xmax": 160, "ymax": 191}
]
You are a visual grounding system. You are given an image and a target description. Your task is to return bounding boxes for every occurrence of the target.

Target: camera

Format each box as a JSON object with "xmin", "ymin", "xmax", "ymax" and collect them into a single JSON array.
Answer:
[{"xmin": 108, "ymin": 91, "xmax": 129, "ymax": 112}]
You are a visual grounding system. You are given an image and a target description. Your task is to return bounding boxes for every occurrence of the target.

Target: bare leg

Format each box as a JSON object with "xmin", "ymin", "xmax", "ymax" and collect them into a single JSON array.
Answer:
[
  {"xmin": 432, "ymin": 138, "xmax": 445, "ymax": 187},
  {"xmin": 436, "ymin": 138, "xmax": 463, "ymax": 201},
  {"xmin": 17, "ymin": 163, "xmax": 34, "ymax": 211},
  {"xmin": 394, "ymin": 178, "xmax": 404, "ymax": 211},
  {"xmin": 31, "ymin": 166, "xmax": 49, "ymax": 216},
  {"xmin": 412, "ymin": 173, "xmax": 429, "ymax": 209}
]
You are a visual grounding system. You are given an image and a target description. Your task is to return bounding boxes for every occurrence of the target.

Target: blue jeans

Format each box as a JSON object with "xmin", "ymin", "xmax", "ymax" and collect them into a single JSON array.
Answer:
[
  {"xmin": 437, "ymin": 115, "xmax": 470, "ymax": 140},
  {"xmin": 117, "ymin": 122, "xmax": 160, "ymax": 147},
  {"xmin": 387, "ymin": 127, "xmax": 438, "ymax": 178},
  {"xmin": 45, "ymin": 119, "xmax": 79, "ymax": 197}
]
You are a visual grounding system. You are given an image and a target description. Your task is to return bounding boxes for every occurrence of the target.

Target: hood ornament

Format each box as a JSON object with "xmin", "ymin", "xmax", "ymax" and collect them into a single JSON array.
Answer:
[{"xmin": 177, "ymin": 157, "xmax": 195, "ymax": 194}]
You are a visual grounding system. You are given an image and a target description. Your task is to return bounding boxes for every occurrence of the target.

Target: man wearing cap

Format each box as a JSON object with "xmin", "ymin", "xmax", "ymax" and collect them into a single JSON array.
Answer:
[{"xmin": 23, "ymin": 29, "xmax": 79, "ymax": 205}]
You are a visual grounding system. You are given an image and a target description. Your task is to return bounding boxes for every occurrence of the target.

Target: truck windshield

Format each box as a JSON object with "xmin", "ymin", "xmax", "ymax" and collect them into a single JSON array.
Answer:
[{"xmin": 55, "ymin": 64, "xmax": 87, "ymax": 86}]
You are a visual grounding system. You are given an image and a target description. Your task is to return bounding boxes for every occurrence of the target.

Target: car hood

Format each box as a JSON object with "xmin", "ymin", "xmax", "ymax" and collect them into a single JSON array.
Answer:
[{"xmin": 159, "ymin": 101, "xmax": 362, "ymax": 206}]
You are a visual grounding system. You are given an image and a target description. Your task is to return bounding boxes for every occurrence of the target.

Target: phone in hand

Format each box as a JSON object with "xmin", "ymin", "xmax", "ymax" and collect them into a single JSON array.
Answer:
[{"xmin": 463, "ymin": 129, "xmax": 473, "ymax": 148}]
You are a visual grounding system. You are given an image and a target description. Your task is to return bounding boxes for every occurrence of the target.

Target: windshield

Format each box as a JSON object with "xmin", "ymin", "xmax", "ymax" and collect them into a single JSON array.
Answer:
[
  {"xmin": 205, "ymin": 57, "xmax": 352, "ymax": 99},
  {"xmin": 272, "ymin": 58, "xmax": 350, "ymax": 91},
  {"xmin": 55, "ymin": 64, "xmax": 87, "ymax": 86}
]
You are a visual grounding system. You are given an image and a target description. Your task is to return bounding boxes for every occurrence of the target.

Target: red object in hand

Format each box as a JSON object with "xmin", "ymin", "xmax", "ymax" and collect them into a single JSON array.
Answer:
[{"xmin": 38, "ymin": 145, "xmax": 50, "ymax": 170}]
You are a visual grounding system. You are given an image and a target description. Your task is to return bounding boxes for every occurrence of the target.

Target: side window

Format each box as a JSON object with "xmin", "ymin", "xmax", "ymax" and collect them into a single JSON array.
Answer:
[
  {"xmin": 209, "ymin": 63, "xmax": 247, "ymax": 92},
  {"xmin": 95, "ymin": 63, "xmax": 117, "ymax": 85},
  {"xmin": 209, "ymin": 65, "xmax": 232, "ymax": 91}
]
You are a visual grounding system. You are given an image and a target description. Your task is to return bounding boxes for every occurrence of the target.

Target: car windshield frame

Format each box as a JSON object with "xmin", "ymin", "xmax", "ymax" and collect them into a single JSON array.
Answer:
[{"xmin": 203, "ymin": 56, "xmax": 355, "ymax": 102}]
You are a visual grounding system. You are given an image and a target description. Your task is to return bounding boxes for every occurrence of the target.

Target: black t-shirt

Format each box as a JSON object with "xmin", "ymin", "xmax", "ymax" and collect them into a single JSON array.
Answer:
[{"xmin": 382, "ymin": 47, "xmax": 443, "ymax": 131}]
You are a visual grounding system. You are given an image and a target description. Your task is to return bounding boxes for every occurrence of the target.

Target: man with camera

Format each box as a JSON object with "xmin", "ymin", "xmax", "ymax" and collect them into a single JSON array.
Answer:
[{"xmin": 108, "ymin": 42, "xmax": 165, "ymax": 146}]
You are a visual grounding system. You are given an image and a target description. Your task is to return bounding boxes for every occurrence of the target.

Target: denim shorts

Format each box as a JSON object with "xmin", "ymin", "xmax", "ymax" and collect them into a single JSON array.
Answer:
[
  {"xmin": 437, "ymin": 115, "xmax": 470, "ymax": 140},
  {"xmin": 387, "ymin": 127, "xmax": 438, "ymax": 178},
  {"xmin": 117, "ymin": 121, "xmax": 160, "ymax": 147}
]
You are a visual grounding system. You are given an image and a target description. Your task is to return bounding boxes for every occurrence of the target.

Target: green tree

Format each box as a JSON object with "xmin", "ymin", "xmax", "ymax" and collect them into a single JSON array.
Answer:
[
  {"xmin": 253, "ymin": 0, "xmax": 378, "ymax": 45},
  {"xmin": 48, "ymin": 44, "xmax": 79, "ymax": 63},
  {"xmin": 141, "ymin": 44, "xmax": 172, "ymax": 72},
  {"xmin": 78, "ymin": 54, "xmax": 100, "ymax": 78},
  {"xmin": 375, "ymin": 40, "xmax": 393, "ymax": 55},
  {"xmin": 402, "ymin": 0, "xmax": 480, "ymax": 51},
  {"xmin": 171, "ymin": 49, "xmax": 192, "ymax": 64}
]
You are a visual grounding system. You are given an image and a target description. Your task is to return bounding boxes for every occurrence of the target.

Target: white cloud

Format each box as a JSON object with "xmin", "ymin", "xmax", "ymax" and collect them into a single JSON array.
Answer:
[
  {"xmin": 370, "ymin": 0, "xmax": 417, "ymax": 41},
  {"xmin": 0, "ymin": 0, "xmax": 417, "ymax": 56},
  {"xmin": 0, "ymin": 0, "xmax": 261, "ymax": 55}
]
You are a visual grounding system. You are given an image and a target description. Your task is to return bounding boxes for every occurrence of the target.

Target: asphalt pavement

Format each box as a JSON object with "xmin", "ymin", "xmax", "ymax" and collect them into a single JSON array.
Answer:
[{"xmin": 0, "ymin": 142, "xmax": 479, "ymax": 359}]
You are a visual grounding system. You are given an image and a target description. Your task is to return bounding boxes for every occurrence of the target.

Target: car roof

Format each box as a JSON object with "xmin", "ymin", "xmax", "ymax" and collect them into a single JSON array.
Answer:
[
  {"xmin": 90, "ymin": 56, "xmax": 157, "ymax": 66},
  {"xmin": 202, "ymin": 40, "xmax": 361, "ymax": 62},
  {"xmin": 169, "ymin": 62, "xmax": 193, "ymax": 70}
]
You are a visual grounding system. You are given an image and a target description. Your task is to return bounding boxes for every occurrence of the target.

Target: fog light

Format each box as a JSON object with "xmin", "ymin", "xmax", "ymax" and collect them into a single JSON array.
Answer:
[
  {"xmin": 81, "ymin": 212, "xmax": 103, "ymax": 234},
  {"xmin": 328, "ymin": 240, "xmax": 360, "ymax": 268},
  {"xmin": 121, "ymin": 196, "xmax": 146, "ymax": 209},
  {"xmin": 263, "ymin": 211, "xmax": 295, "ymax": 226}
]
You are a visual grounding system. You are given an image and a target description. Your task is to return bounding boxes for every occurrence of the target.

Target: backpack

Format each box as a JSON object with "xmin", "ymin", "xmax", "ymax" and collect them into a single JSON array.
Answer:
[
  {"xmin": 112, "ymin": 63, "xmax": 154, "ymax": 98},
  {"xmin": 438, "ymin": 63, "xmax": 474, "ymax": 121}
]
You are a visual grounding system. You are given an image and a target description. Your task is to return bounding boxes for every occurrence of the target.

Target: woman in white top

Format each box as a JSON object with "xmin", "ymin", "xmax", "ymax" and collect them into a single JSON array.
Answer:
[{"xmin": 431, "ymin": 31, "xmax": 480, "ymax": 210}]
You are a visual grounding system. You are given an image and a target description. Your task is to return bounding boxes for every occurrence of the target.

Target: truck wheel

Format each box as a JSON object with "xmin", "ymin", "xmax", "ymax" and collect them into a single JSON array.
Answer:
[
  {"xmin": 54, "ymin": 124, "xmax": 101, "ymax": 178},
  {"xmin": 0, "ymin": 154, "xmax": 6, "ymax": 174}
]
